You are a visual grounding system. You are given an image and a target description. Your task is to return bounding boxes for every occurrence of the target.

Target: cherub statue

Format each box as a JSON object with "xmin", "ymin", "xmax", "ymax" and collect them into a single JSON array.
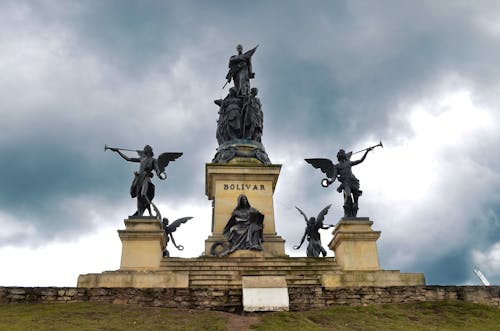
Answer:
[
  {"xmin": 162, "ymin": 217, "xmax": 193, "ymax": 257},
  {"xmin": 105, "ymin": 144, "xmax": 182, "ymax": 218},
  {"xmin": 293, "ymin": 204, "xmax": 333, "ymax": 257}
]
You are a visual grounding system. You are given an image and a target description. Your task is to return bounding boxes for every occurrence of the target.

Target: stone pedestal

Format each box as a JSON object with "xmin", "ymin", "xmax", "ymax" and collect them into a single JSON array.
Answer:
[
  {"xmin": 118, "ymin": 216, "xmax": 166, "ymax": 270},
  {"xmin": 329, "ymin": 217, "xmax": 381, "ymax": 271},
  {"xmin": 204, "ymin": 163, "xmax": 286, "ymax": 257}
]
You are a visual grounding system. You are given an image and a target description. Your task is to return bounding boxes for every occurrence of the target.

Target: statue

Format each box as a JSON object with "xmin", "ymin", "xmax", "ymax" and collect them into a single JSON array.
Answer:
[
  {"xmin": 105, "ymin": 144, "xmax": 182, "ymax": 218},
  {"xmin": 224, "ymin": 44, "xmax": 258, "ymax": 96},
  {"xmin": 305, "ymin": 142, "xmax": 382, "ymax": 217},
  {"xmin": 219, "ymin": 194, "xmax": 264, "ymax": 256},
  {"xmin": 212, "ymin": 44, "xmax": 270, "ymax": 164},
  {"xmin": 293, "ymin": 205, "xmax": 333, "ymax": 257},
  {"xmin": 161, "ymin": 217, "xmax": 193, "ymax": 257}
]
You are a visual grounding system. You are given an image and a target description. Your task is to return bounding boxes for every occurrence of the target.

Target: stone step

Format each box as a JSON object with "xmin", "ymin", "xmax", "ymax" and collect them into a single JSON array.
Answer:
[
  {"xmin": 189, "ymin": 279, "xmax": 242, "ymax": 286},
  {"xmin": 161, "ymin": 257, "xmax": 337, "ymax": 266},
  {"xmin": 189, "ymin": 274, "xmax": 235, "ymax": 281},
  {"xmin": 161, "ymin": 265, "xmax": 340, "ymax": 273},
  {"xmin": 161, "ymin": 261, "xmax": 340, "ymax": 268}
]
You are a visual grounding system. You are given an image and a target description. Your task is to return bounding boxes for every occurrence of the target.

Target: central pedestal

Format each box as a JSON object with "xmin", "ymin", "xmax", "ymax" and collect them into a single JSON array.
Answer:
[{"xmin": 204, "ymin": 163, "xmax": 286, "ymax": 257}]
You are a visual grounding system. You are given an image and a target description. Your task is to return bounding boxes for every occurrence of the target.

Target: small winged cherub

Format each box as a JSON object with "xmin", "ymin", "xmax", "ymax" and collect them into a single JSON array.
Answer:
[
  {"xmin": 162, "ymin": 217, "xmax": 193, "ymax": 257},
  {"xmin": 293, "ymin": 204, "xmax": 333, "ymax": 257},
  {"xmin": 108, "ymin": 145, "xmax": 182, "ymax": 218}
]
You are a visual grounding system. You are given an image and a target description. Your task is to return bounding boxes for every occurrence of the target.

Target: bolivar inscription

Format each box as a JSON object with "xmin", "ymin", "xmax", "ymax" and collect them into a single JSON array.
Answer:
[{"xmin": 224, "ymin": 183, "xmax": 266, "ymax": 191}]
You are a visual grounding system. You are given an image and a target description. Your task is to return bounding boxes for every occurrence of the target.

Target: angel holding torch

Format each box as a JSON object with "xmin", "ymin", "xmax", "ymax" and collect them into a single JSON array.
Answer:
[{"xmin": 106, "ymin": 144, "xmax": 182, "ymax": 218}]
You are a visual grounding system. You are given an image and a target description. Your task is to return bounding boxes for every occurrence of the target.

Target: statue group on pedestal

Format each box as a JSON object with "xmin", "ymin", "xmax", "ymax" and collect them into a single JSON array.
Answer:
[
  {"xmin": 212, "ymin": 44, "xmax": 270, "ymax": 164},
  {"xmin": 104, "ymin": 44, "xmax": 384, "ymax": 258}
]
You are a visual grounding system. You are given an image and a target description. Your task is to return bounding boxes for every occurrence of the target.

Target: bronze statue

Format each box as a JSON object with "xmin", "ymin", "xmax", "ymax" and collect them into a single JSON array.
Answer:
[
  {"xmin": 219, "ymin": 194, "xmax": 264, "ymax": 256},
  {"xmin": 293, "ymin": 205, "xmax": 333, "ymax": 257},
  {"xmin": 105, "ymin": 144, "xmax": 182, "ymax": 218},
  {"xmin": 305, "ymin": 142, "xmax": 382, "ymax": 217},
  {"xmin": 212, "ymin": 45, "xmax": 270, "ymax": 164},
  {"xmin": 162, "ymin": 217, "xmax": 193, "ymax": 257},
  {"xmin": 224, "ymin": 44, "xmax": 258, "ymax": 96}
]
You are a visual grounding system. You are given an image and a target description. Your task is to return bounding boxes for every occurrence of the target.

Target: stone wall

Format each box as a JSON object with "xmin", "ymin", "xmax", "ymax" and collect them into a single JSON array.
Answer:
[
  {"xmin": 0, "ymin": 286, "xmax": 498, "ymax": 312},
  {"xmin": 289, "ymin": 286, "xmax": 500, "ymax": 310}
]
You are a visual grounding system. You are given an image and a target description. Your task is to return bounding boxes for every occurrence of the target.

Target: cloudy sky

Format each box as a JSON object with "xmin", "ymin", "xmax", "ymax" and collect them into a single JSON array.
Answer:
[{"xmin": 1, "ymin": 0, "xmax": 499, "ymax": 287}]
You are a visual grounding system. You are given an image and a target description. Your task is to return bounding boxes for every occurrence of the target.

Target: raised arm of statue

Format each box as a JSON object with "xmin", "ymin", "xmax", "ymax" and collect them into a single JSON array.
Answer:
[
  {"xmin": 112, "ymin": 149, "xmax": 140, "ymax": 163},
  {"xmin": 350, "ymin": 147, "xmax": 373, "ymax": 166}
]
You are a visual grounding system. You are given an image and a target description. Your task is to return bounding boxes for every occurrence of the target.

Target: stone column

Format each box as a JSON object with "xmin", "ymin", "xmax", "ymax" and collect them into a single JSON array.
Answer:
[
  {"xmin": 329, "ymin": 217, "xmax": 381, "ymax": 271},
  {"xmin": 205, "ymin": 163, "xmax": 286, "ymax": 257},
  {"xmin": 118, "ymin": 216, "xmax": 166, "ymax": 270}
]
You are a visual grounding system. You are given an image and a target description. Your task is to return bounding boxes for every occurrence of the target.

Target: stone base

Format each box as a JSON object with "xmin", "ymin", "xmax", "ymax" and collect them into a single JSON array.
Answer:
[
  {"xmin": 242, "ymin": 276, "xmax": 289, "ymax": 311},
  {"xmin": 78, "ymin": 256, "xmax": 425, "ymax": 290},
  {"xmin": 118, "ymin": 216, "xmax": 166, "ymax": 270},
  {"xmin": 77, "ymin": 270, "xmax": 188, "ymax": 288},
  {"xmin": 329, "ymin": 217, "xmax": 381, "ymax": 271},
  {"xmin": 204, "ymin": 234, "xmax": 286, "ymax": 257},
  {"xmin": 321, "ymin": 270, "xmax": 425, "ymax": 288}
]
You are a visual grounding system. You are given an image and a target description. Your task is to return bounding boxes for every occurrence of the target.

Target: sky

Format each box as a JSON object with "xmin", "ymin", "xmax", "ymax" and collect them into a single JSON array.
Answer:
[{"xmin": 1, "ymin": 0, "xmax": 499, "ymax": 287}]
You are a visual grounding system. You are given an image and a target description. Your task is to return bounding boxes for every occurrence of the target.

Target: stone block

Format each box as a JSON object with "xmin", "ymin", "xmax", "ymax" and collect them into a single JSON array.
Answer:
[{"xmin": 242, "ymin": 276, "xmax": 289, "ymax": 312}]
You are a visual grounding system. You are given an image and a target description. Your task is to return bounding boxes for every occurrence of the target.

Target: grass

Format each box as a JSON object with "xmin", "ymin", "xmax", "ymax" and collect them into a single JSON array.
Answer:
[
  {"xmin": 0, "ymin": 303, "xmax": 226, "ymax": 331},
  {"xmin": 0, "ymin": 301, "xmax": 498, "ymax": 331},
  {"xmin": 252, "ymin": 301, "xmax": 500, "ymax": 331}
]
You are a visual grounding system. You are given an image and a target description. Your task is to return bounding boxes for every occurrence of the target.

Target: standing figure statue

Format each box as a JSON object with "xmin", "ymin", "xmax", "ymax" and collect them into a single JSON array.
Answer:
[
  {"xmin": 162, "ymin": 217, "xmax": 193, "ymax": 257},
  {"xmin": 305, "ymin": 142, "xmax": 382, "ymax": 217},
  {"xmin": 105, "ymin": 144, "xmax": 182, "ymax": 218},
  {"xmin": 293, "ymin": 205, "xmax": 333, "ymax": 257},
  {"xmin": 224, "ymin": 44, "xmax": 258, "ymax": 96},
  {"xmin": 220, "ymin": 194, "xmax": 264, "ymax": 256}
]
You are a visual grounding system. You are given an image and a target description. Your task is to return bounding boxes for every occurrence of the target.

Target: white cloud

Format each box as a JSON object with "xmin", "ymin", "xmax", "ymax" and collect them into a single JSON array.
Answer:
[
  {"xmin": 360, "ymin": 81, "xmax": 500, "ymax": 270},
  {"xmin": 0, "ymin": 226, "xmax": 121, "ymax": 287},
  {"xmin": 472, "ymin": 242, "xmax": 500, "ymax": 285}
]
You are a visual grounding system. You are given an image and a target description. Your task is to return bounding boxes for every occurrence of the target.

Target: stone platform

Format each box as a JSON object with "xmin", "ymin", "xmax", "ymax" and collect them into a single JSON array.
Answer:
[{"xmin": 78, "ymin": 256, "xmax": 424, "ymax": 289}]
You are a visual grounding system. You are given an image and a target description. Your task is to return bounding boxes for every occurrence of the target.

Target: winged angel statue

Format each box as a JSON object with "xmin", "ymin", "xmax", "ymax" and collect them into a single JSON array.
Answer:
[
  {"xmin": 305, "ymin": 142, "xmax": 381, "ymax": 217},
  {"xmin": 293, "ymin": 204, "xmax": 333, "ymax": 257},
  {"xmin": 106, "ymin": 144, "xmax": 182, "ymax": 218},
  {"xmin": 162, "ymin": 217, "xmax": 193, "ymax": 257}
]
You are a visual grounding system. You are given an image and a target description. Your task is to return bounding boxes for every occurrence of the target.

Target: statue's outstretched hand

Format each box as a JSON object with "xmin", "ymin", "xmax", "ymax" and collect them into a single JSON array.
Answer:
[{"xmin": 159, "ymin": 172, "xmax": 167, "ymax": 180}]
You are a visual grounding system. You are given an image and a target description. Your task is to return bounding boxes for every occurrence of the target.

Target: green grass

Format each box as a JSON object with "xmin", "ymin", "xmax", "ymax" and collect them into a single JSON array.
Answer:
[
  {"xmin": 251, "ymin": 301, "xmax": 500, "ymax": 331},
  {"xmin": 0, "ymin": 303, "xmax": 226, "ymax": 331},
  {"xmin": 0, "ymin": 301, "xmax": 498, "ymax": 331}
]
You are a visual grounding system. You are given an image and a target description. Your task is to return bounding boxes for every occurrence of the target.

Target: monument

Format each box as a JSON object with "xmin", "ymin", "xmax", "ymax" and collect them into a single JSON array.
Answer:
[
  {"xmin": 205, "ymin": 44, "xmax": 285, "ymax": 259},
  {"xmin": 78, "ymin": 45, "xmax": 425, "ymax": 312}
]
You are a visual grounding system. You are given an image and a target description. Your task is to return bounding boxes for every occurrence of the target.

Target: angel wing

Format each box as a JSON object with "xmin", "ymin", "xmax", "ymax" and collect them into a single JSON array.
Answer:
[
  {"xmin": 295, "ymin": 206, "xmax": 309, "ymax": 223},
  {"xmin": 157, "ymin": 152, "xmax": 183, "ymax": 174},
  {"xmin": 316, "ymin": 204, "xmax": 332, "ymax": 226},
  {"xmin": 166, "ymin": 216, "xmax": 193, "ymax": 234},
  {"xmin": 305, "ymin": 158, "xmax": 336, "ymax": 179}
]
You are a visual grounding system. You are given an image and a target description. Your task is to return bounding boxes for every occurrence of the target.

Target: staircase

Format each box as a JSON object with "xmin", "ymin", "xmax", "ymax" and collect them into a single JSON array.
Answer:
[{"xmin": 160, "ymin": 257, "xmax": 342, "ymax": 288}]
